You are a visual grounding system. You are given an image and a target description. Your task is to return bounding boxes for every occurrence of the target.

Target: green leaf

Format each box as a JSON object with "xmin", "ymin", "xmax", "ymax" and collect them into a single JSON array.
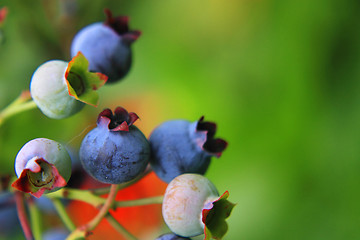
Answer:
[
  {"xmin": 65, "ymin": 52, "xmax": 108, "ymax": 107},
  {"xmin": 203, "ymin": 191, "xmax": 236, "ymax": 239}
]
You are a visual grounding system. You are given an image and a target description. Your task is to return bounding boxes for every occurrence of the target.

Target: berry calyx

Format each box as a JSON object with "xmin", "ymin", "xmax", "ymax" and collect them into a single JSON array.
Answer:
[
  {"xmin": 103, "ymin": 8, "xmax": 141, "ymax": 44},
  {"xmin": 12, "ymin": 138, "xmax": 72, "ymax": 198},
  {"xmin": 202, "ymin": 191, "xmax": 235, "ymax": 240},
  {"xmin": 65, "ymin": 52, "xmax": 108, "ymax": 106},
  {"xmin": 97, "ymin": 107, "xmax": 139, "ymax": 131}
]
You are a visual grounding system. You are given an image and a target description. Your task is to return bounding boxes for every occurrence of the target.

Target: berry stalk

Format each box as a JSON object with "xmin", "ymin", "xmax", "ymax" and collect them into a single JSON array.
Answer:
[
  {"xmin": 0, "ymin": 91, "xmax": 37, "ymax": 128},
  {"xmin": 14, "ymin": 191, "xmax": 34, "ymax": 240},
  {"xmin": 28, "ymin": 198, "xmax": 42, "ymax": 240},
  {"xmin": 114, "ymin": 195, "xmax": 163, "ymax": 208},
  {"xmin": 51, "ymin": 198, "xmax": 76, "ymax": 232},
  {"xmin": 105, "ymin": 214, "xmax": 137, "ymax": 240},
  {"xmin": 91, "ymin": 165, "xmax": 152, "ymax": 195},
  {"xmin": 47, "ymin": 187, "xmax": 163, "ymax": 208},
  {"xmin": 47, "ymin": 188, "xmax": 105, "ymax": 208},
  {"xmin": 85, "ymin": 184, "xmax": 120, "ymax": 231},
  {"xmin": 66, "ymin": 184, "xmax": 120, "ymax": 239}
]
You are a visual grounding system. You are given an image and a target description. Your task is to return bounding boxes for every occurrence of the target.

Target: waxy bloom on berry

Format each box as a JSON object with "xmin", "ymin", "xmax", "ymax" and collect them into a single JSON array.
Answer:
[
  {"xmin": 155, "ymin": 233, "xmax": 190, "ymax": 240},
  {"xmin": 12, "ymin": 138, "xmax": 72, "ymax": 198},
  {"xmin": 79, "ymin": 107, "xmax": 150, "ymax": 184},
  {"xmin": 71, "ymin": 9, "xmax": 141, "ymax": 83}
]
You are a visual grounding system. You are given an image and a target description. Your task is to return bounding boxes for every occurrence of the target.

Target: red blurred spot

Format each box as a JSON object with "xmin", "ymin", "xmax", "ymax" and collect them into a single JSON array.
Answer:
[
  {"xmin": 0, "ymin": 7, "xmax": 8, "ymax": 24},
  {"xmin": 67, "ymin": 172, "xmax": 167, "ymax": 240}
]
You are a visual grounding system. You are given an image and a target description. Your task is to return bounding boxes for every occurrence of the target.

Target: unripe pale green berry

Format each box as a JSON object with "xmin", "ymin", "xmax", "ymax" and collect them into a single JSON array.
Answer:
[
  {"xmin": 30, "ymin": 60, "xmax": 84, "ymax": 119},
  {"xmin": 162, "ymin": 174, "xmax": 235, "ymax": 239},
  {"xmin": 12, "ymin": 138, "xmax": 72, "ymax": 198},
  {"xmin": 30, "ymin": 52, "xmax": 107, "ymax": 119}
]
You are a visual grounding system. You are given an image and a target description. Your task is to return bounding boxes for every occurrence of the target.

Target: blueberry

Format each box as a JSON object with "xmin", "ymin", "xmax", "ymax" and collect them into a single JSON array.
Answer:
[
  {"xmin": 155, "ymin": 233, "xmax": 191, "ymax": 240},
  {"xmin": 71, "ymin": 9, "xmax": 141, "ymax": 83},
  {"xmin": 149, "ymin": 117, "xmax": 228, "ymax": 183},
  {"xmin": 30, "ymin": 52, "xmax": 107, "ymax": 119},
  {"xmin": 42, "ymin": 228, "xmax": 69, "ymax": 240},
  {"xmin": 0, "ymin": 191, "xmax": 21, "ymax": 238},
  {"xmin": 162, "ymin": 174, "xmax": 235, "ymax": 239},
  {"xmin": 79, "ymin": 107, "xmax": 150, "ymax": 184},
  {"xmin": 30, "ymin": 60, "xmax": 84, "ymax": 119},
  {"xmin": 12, "ymin": 138, "xmax": 72, "ymax": 198}
]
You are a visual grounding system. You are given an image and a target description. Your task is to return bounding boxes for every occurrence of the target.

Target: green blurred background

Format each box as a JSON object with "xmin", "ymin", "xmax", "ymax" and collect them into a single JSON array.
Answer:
[{"xmin": 1, "ymin": 0, "xmax": 360, "ymax": 239}]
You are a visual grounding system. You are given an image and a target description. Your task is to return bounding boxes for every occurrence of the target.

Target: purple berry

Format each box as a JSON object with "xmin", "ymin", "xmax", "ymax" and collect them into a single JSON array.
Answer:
[
  {"xmin": 162, "ymin": 174, "xmax": 235, "ymax": 239},
  {"xmin": 155, "ymin": 233, "xmax": 190, "ymax": 240},
  {"xmin": 12, "ymin": 138, "xmax": 72, "ymax": 198},
  {"xmin": 149, "ymin": 117, "xmax": 227, "ymax": 183},
  {"xmin": 71, "ymin": 9, "xmax": 141, "ymax": 83},
  {"xmin": 79, "ymin": 107, "xmax": 150, "ymax": 184},
  {"xmin": 0, "ymin": 192, "xmax": 21, "ymax": 238},
  {"xmin": 42, "ymin": 228, "xmax": 69, "ymax": 240}
]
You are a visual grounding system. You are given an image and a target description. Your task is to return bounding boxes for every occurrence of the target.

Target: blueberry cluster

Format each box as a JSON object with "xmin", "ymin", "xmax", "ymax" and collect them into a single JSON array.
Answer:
[{"xmin": 10, "ymin": 9, "xmax": 235, "ymax": 240}]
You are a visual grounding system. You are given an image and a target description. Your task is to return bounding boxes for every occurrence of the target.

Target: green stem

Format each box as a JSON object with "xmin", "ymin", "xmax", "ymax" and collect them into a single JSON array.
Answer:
[
  {"xmin": 86, "ymin": 184, "xmax": 120, "ymax": 231},
  {"xmin": 0, "ymin": 90, "xmax": 37, "ymax": 127},
  {"xmin": 66, "ymin": 184, "xmax": 120, "ymax": 239},
  {"xmin": 91, "ymin": 165, "xmax": 152, "ymax": 196},
  {"xmin": 51, "ymin": 198, "xmax": 76, "ymax": 232},
  {"xmin": 114, "ymin": 196, "xmax": 163, "ymax": 208},
  {"xmin": 90, "ymin": 186, "xmax": 111, "ymax": 196},
  {"xmin": 47, "ymin": 187, "xmax": 163, "ymax": 208},
  {"xmin": 28, "ymin": 198, "xmax": 42, "ymax": 240},
  {"xmin": 47, "ymin": 187, "xmax": 105, "ymax": 208},
  {"xmin": 105, "ymin": 214, "xmax": 137, "ymax": 240}
]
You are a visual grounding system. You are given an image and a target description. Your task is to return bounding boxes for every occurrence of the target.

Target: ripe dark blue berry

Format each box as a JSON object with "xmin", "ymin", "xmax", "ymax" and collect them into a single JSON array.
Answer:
[
  {"xmin": 71, "ymin": 9, "xmax": 141, "ymax": 83},
  {"xmin": 149, "ymin": 117, "xmax": 228, "ymax": 183},
  {"xmin": 155, "ymin": 233, "xmax": 190, "ymax": 240},
  {"xmin": 42, "ymin": 228, "xmax": 69, "ymax": 240},
  {"xmin": 79, "ymin": 107, "xmax": 150, "ymax": 184},
  {"xmin": 0, "ymin": 192, "xmax": 21, "ymax": 238}
]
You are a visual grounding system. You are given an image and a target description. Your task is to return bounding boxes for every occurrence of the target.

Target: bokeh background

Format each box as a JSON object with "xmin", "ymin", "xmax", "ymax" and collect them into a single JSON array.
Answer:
[{"xmin": 1, "ymin": 0, "xmax": 360, "ymax": 239}]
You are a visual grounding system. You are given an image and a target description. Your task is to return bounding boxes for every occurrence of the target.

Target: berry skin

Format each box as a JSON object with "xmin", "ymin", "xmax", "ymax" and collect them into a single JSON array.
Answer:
[
  {"xmin": 12, "ymin": 138, "xmax": 72, "ymax": 198},
  {"xmin": 79, "ymin": 107, "xmax": 150, "ymax": 184},
  {"xmin": 42, "ymin": 228, "xmax": 69, "ymax": 240},
  {"xmin": 0, "ymin": 192, "xmax": 21, "ymax": 238},
  {"xmin": 162, "ymin": 174, "xmax": 235, "ymax": 239},
  {"xmin": 30, "ymin": 53, "xmax": 107, "ymax": 119},
  {"xmin": 155, "ymin": 233, "xmax": 191, "ymax": 240},
  {"xmin": 149, "ymin": 117, "xmax": 227, "ymax": 183},
  {"xmin": 30, "ymin": 60, "xmax": 84, "ymax": 119},
  {"xmin": 71, "ymin": 9, "xmax": 141, "ymax": 83}
]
